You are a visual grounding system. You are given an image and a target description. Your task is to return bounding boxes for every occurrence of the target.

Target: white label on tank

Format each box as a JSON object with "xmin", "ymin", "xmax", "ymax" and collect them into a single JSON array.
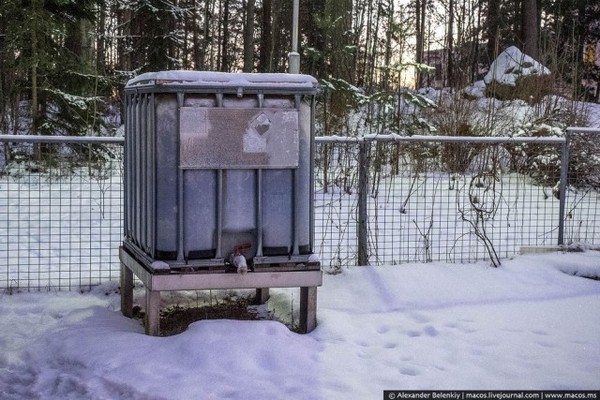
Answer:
[{"xmin": 243, "ymin": 112, "xmax": 270, "ymax": 153}]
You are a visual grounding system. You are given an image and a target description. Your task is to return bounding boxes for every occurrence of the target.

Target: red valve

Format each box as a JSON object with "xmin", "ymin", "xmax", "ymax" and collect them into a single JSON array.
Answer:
[{"xmin": 233, "ymin": 243, "xmax": 252, "ymax": 255}]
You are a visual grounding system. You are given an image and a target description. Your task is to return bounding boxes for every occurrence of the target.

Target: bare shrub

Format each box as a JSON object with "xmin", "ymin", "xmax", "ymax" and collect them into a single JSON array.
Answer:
[
  {"xmin": 424, "ymin": 96, "xmax": 486, "ymax": 173},
  {"xmin": 457, "ymin": 170, "xmax": 503, "ymax": 268},
  {"xmin": 510, "ymin": 98, "xmax": 598, "ymax": 190}
]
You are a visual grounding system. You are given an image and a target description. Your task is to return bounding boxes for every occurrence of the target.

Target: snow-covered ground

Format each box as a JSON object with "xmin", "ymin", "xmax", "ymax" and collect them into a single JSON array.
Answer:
[{"xmin": 1, "ymin": 250, "xmax": 599, "ymax": 399}]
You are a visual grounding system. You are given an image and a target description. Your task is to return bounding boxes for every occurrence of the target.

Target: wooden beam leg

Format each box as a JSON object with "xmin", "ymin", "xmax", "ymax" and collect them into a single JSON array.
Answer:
[
  {"xmin": 255, "ymin": 288, "xmax": 270, "ymax": 304},
  {"xmin": 299, "ymin": 286, "xmax": 317, "ymax": 334},
  {"xmin": 120, "ymin": 263, "xmax": 134, "ymax": 318},
  {"xmin": 145, "ymin": 289, "xmax": 161, "ymax": 336}
]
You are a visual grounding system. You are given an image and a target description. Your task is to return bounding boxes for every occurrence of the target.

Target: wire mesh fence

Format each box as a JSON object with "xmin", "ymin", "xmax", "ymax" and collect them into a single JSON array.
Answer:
[
  {"xmin": 313, "ymin": 140, "xmax": 361, "ymax": 268},
  {"xmin": 313, "ymin": 133, "xmax": 600, "ymax": 269},
  {"xmin": 0, "ymin": 136, "xmax": 123, "ymax": 291},
  {"xmin": 0, "ymin": 130, "xmax": 599, "ymax": 291},
  {"xmin": 562, "ymin": 128, "xmax": 600, "ymax": 246}
]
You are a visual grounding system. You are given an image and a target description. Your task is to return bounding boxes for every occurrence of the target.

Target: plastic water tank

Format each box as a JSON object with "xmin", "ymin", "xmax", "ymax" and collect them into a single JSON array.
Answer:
[{"xmin": 123, "ymin": 71, "xmax": 318, "ymax": 268}]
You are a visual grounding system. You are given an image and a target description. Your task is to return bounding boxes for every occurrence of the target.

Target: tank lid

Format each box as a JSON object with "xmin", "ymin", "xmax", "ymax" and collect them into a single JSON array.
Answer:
[{"xmin": 125, "ymin": 71, "xmax": 318, "ymax": 92}]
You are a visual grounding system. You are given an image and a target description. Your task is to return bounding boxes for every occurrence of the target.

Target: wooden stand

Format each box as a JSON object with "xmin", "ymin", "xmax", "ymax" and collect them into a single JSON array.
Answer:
[{"xmin": 119, "ymin": 247, "xmax": 321, "ymax": 336}]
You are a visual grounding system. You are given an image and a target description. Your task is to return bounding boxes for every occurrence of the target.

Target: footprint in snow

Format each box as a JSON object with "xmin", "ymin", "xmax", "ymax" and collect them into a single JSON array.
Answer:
[
  {"xmin": 409, "ymin": 313, "xmax": 431, "ymax": 324},
  {"xmin": 399, "ymin": 367, "xmax": 420, "ymax": 376},
  {"xmin": 423, "ymin": 326, "xmax": 439, "ymax": 337},
  {"xmin": 376, "ymin": 325, "xmax": 390, "ymax": 334}
]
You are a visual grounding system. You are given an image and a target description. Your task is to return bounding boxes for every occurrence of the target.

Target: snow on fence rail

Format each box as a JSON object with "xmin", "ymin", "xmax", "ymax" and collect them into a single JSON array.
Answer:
[
  {"xmin": 313, "ymin": 134, "xmax": 568, "ymax": 144},
  {"xmin": 0, "ymin": 130, "xmax": 599, "ymax": 290}
]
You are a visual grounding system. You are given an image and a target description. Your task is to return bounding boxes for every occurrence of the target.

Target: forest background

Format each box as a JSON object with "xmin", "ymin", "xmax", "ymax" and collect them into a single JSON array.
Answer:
[{"xmin": 0, "ymin": 0, "xmax": 599, "ymax": 140}]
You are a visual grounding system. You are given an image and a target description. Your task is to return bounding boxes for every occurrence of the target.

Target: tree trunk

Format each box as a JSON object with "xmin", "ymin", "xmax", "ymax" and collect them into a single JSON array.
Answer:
[
  {"xmin": 220, "ymin": 0, "xmax": 230, "ymax": 71},
  {"xmin": 415, "ymin": 0, "xmax": 427, "ymax": 88},
  {"xmin": 96, "ymin": 2, "xmax": 106, "ymax": 74},
  {"xmin": 200, "ymin": 0, "xmax": 212, "ymax": 70},
  {"xmin": 367, "ymin": 0, "xmax": 382, "ymax": 87},
  {"xmin": 354, "ymin": 1, "xmax": 369, "ymax": 86},
  {"xmin": 521, "ymin": 0, "xmax": 539, "ymax": 58},
  {"xmin": 327, "ymin": 0, "xmax": 354, "ymax": 82},
  {"xmin": 486, "ymin": 0, "xmax": 500, "ymax": 62},
  {"xmin": 117, "ymin": 6, "xmax": 131, "ymax": 71},
  {"xmin": 472, "ymin": 0, "xmax": 482, "ymax": 81},
  {"xmin": 0, "ymin": 14, "xmax": 6, "ymax": 134},
  {"xmin": 243, "ymin": 0, "xmax": 256, "ymax": 72},
  {"xmin": 447, "ymin": 0, "xmax": 454, "ymax": 87},
  {"xmin": 65, "ymin": 18, "xmax": 93, "ymax": 73},
  {"xmin": 270, "ymin": 4, "xmax": 281, "ymax": 72},
  {"xmin": 305, "ymin": 0, "xmax": 325, "ymax": 78},
  {"xmin": 182, "ymin": 4, "xmax": 190, "ymax": 69},
  {"xmin": 382, "ymin": 0, "xmax": 394, "ymax": 90},
  {"xmin": 259, "ymin": 0, "xmax": 272, "ymax": 72},
  {"xmin": 31, "ymin": 0, "xmax": 39, "ymax": 137},
  {"xmin": 573, "ymin": 0, "xmax": 588, "ymax": 97}
]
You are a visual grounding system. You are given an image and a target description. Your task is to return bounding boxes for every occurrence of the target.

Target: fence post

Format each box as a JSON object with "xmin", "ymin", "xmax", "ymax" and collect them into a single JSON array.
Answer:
[
  {"xmin": 557, "ymin": 132, "xmax": 570, "ymax": 245},
  {"xmin": 358, "ymin": 139, "xmax": 370, "ymax": 265}
]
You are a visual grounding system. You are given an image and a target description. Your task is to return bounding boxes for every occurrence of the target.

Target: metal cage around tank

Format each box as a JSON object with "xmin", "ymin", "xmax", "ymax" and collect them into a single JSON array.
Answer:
[
  {"xmin": 119, "ymin": 71, "xmax": 322, "ymax": 335},
  {"xmin": 123, "ymin": 71, "xmax": 319, "ymax": 267}
]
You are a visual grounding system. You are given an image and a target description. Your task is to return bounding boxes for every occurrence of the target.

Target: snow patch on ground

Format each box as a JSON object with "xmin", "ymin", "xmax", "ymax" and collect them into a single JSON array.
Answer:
[{"xmin": 463, "ymin": 80, "xmax": 486, "ymax": 98}]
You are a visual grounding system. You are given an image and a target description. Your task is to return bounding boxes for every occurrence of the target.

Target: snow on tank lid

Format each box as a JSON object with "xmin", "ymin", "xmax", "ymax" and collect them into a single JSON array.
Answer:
[{"xmin": 125, "ymin": 71, "xmax": 318, "ymax": 91}]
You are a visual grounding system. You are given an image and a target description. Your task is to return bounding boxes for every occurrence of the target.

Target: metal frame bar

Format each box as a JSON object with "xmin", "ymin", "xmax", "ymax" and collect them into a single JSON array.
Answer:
[
  {"xmin": 558, "ymin": 133, "xmax": 570, "ymax": 245},
  {"xmin": 176, "ymin": 92, "xmax": 185, "ymax": 262},
  {"xmin": 149, "ymin": 93, "xmax": 157, "ymax": 256},
  {"xmin": 141, "ymin": 94, "xmax": 149, "ymax": 251},
  {"xmin": 309, "ymin": 97, "xmax": 317, "ymax": 254},
  {"xmin": 256, "ymin": 93, "xmax": 264, "ymax": 258},
  {"xmin": 256, "ymin": 169, "xmax": 264, "ymax": 257},
  {"xmin": 216, "ymin": 168, "xmax": 224, "ymax": 258},
  {"xmin": 134, "ymin": 96, "xmax": 142, "ymax": 247},
  {"xmin": 357, "ymin": 140, "xmax": 370, "ymax": 265},
  {"xmin": 124, "ymin": 96, "xmax": 131, "ymax": 241}
]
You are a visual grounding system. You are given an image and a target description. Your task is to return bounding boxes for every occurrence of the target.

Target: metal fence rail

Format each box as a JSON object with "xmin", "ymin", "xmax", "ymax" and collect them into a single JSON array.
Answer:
[
  {"xmin": 0, "ymin": 136, "xmax": 124, "ymax": 291},
  {"xmin": 0, "ymin": 129, "xmax": 599, "ymax": 291}
]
